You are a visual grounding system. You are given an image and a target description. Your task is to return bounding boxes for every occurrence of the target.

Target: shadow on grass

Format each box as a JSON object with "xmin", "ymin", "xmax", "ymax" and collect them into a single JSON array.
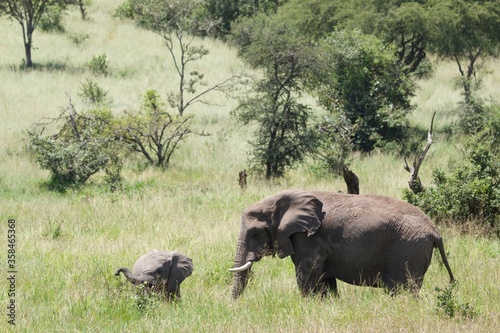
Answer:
[{"xmin": 7, "ymin": 60, "xmax": 84, "ymax": 74}]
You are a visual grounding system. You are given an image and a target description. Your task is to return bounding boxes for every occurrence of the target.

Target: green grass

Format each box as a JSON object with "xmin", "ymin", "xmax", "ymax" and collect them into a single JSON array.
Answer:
[{"xmin": 1, "ymin": 1, "xmax": 499, "ymax": 332}]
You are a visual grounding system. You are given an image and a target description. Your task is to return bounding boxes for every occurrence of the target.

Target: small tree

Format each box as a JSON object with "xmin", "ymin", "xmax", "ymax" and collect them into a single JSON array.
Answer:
[
  {"xmin": 73, "ymin": 0, "xmax": 86, "ymax": 20},
  {"xmin": 117, "ymin": 90, "xmax": 201, "ymax": 168},
  {"xmin": 115, "ymin": 0, "xmax": 238, "ymax": 117},
  {"xmin": 429, "ymin": 0, "xmax": 500, "ymax": 104},
  {"xmin": 310, "ymin": 112, "xmax": 361, "ymax": 193},
  {"xmin": 232, "ymin": 15, "xmax": 317, "ymax": 178},
  {"xmin": 0, "ymin": 0, "xmax": 70, "ymax": 67}
]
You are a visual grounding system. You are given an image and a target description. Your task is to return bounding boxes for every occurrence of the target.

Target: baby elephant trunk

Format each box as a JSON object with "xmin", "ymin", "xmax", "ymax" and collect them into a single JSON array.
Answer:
[{"xmin": 115, "ymin": 267, "xmax": 152, "ymax": 286}]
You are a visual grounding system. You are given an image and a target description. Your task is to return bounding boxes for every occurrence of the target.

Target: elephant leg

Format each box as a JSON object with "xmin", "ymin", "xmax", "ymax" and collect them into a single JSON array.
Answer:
[
  {"xmin": 383, "ymin": 260, "xmax": 425, "ymax": 296},
  {"xmin": 382, "ymin": 267, "xmax": 406, "ymax": 295},
  {"xmin": 295, "ymin": 265, "xmax": 324, "ymax": 296},
  {"xmin": 165, "ymin": 288, "xmax": 181, "ymax": 301},
  {"xmin": 324, "ymin": 277, "xmax": 338, "ymax": 296},
  {"xmin": 165, "ymin": 283, "xmax": 180, "ymax": 301},
  {"xmin": 289, "ymin": 233, "xmax": 331, "ymax": 297},
  {"xmin": 166, "ymin": 274, "xmax": 184, "ymax": 301},
  {"xmin": 291, "ymin": 254, "xmax": 327, "ymax": 296}
]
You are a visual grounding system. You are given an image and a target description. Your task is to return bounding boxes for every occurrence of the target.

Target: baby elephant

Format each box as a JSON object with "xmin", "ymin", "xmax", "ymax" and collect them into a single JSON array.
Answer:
[{"xmin": 115, "ymin": 249, "xmax": 193, "ymax": 301}]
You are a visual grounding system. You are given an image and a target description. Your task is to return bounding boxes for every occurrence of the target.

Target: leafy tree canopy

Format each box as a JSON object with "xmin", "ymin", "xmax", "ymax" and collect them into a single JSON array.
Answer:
[
  {"xmin": 114, "ymin": 0, "xmax": 210, "ymax": 36},
  {"xmin": 273, "ymin": 0, "xmax": 340, "ymax": 40},
  {"xmin": 202, "ymin": 0, "xmax": 281, "ymax": 37},
  {"xmin": 312, "ymin": 30, "xmax": 415, "ymax": 152}
]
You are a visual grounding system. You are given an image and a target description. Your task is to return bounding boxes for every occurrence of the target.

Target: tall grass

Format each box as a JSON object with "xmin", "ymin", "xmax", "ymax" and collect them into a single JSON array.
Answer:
[{"xmin": 1, "ymin": 1, "xmax": 499, "ymax": 332}]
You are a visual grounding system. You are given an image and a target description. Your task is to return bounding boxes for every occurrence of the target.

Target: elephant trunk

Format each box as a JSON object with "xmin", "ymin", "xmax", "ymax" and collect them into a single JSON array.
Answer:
[
  {"xmin": 115, "ymin": 267, "xmax": 150, "ymax": 286},
  {"xmin": 231, "ymin": 242, "xmax": 252, "ymax": 299}
]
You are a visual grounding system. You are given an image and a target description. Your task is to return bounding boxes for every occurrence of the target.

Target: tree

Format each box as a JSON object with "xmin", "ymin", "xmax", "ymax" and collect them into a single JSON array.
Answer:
[
  {"xmin": 115, "ymin": 0, "xmax": 238, "ymax": 117},
  {"xmin": 429, "ymin": 0, "xmax": 500, "ymax": 104},
  {"xmin": 376, "ymin": 2, "xmax": 431, "ymax": 75},
  {"xmin": 341, "ymin": 1, "xmax": 432, "ymax": 75},
  {"xmin": 275, "ymin": 0, "xmax": 432, "ymax": 76},
  {"xmin": 312, "ymin": 30, "xmax": 415, "ymax": 153},
  {"xmin": 273, "ymin": 0, "xmax": 340, "ymax": 40},
  {"xmin": 74, "ymin": 0, "xmax": 86, "ymax": 20},
  {"xmin": 232, "ymin": 15, "xmax": 317, "ymax": 178},
  {"xmin": 202, "ymin": 0, "xmax": 281, "ymax": 37},
  {"xmin": 0, "ymin": 0, "xmax": 70, "ymax": 67},
  {"xmin": 117, "ymin": 90, "xmax": 200, "ymax": 168}
]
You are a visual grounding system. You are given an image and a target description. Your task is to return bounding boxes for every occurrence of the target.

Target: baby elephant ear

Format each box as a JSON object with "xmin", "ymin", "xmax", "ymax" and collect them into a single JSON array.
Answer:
[
  {"xmin": 174, "ymin": 253, "xmax": 193, "ymax": 279},
  {"xmin": 274, "ymin": 190, "xmax": 324, "ymax": 258}
]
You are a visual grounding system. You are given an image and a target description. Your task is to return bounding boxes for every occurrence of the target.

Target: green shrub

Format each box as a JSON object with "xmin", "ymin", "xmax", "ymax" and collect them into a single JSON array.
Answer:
[
  {"xmin": 86, "ymin": 54, "xmax": 109, "ymax": 76},
  {"xmin": 134, "ymin": 283, "xmax": 160, "ymax": 312},
  {"xmin": 458, "ymin": 96, "xmax": 489, "ymax": 135},
  {"xmin": 435, "ymin": 283, "xmax": 478, "ymax": 319},
  {"xmin": 39, "ymin": 5, "xmax": 66, "ymax": 33},
  {"xmin": 26, "ymin": 105, "xmax": 124, "ymax": 191},
  {"xmin": 404, "ymin": 149, "xmax": 499, "ymax": 233},
  {"xmin": 78, "ymin": 79, "xmax": 111, "ymax": 107},
  {"xmin": 67, "ymin": 32, "xmax": 90, "ymax": 46}
]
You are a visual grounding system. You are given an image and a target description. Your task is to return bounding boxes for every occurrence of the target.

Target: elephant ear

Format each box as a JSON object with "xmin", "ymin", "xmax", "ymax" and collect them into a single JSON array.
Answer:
[
  {"xmin": 171, "ymin": 251, "xmax": 193, "ymax": 281},
  {"xmin": 272, "ymin": 190, "xmax": 324, "ymax": 258}
]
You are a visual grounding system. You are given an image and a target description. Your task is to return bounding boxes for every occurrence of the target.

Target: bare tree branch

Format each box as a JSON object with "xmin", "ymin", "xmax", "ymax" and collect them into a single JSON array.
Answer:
[
  {"xmin": 65, "ymin": 92, "xmax": 80, "ymax": 140},
  {"xmin": 404, "ymin": 111, "xmax": 436, "ymax": 194}
]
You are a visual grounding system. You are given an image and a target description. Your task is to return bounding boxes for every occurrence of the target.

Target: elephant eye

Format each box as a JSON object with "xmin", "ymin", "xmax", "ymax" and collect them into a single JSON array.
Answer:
[{"xmin": 247, "ymin": 228, "xmax": 259, "ymax": 239}]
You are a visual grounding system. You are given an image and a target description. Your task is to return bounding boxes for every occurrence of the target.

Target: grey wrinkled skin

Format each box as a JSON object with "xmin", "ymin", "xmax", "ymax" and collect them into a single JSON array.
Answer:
[
  {"xmin": 231, "ymin": 190, "xmax": 455, "ymax": 299},
  {"xmin": 115, "ymin": 249, "xmax": 193, "ymax": 301}
]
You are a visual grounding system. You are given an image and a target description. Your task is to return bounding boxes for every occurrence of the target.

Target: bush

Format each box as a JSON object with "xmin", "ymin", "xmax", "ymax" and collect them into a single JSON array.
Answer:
[
  {"xmin": 458, "ymin": 96, "xmax": 489, "ymax": 135},
  {"xmin": 39, "ymin": 5, "xmax": 66, "ymax": 33},
  {"xmin": 67, "ymin": 32, "xmax": 90, "ymax": 46},
  {"xmin": 435, "ymin": 283, "xmax": 478, "ymax": 319},
  {"xmin": 26, "ymin": 104, "xmax": 124, "ymax": 191},
  {"xmin": 404, "ymin": 105, "xmax": 500, "ymax": 235},
  {"xmin": 86, "ymin": 54, "xmax": 109, "ymax": 76},
  {"xmin": 78, "ymin": 79, "xmax": 111, "ymax": 107}
]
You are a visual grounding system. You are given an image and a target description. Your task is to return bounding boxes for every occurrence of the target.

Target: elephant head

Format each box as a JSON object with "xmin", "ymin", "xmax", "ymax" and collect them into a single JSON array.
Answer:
[
  {"xmin": 115, "ymin": 249, "xmax": 193, "ymax": 301},
  {"xmin": 230, "ymin": 190, "xmax": 324, "ymax": 299}
]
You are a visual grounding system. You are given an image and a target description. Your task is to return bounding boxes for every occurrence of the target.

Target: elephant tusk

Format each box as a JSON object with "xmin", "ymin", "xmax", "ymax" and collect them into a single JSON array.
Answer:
[{"xmin": 229, "ymin": 261, "xmax": 253, "ymax": 272}]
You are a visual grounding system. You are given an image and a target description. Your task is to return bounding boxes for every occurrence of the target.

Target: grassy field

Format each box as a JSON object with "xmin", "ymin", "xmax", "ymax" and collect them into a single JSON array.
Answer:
[{"xmin": 1, "ymin": 1, "xmax": 499, "ymax": 332}]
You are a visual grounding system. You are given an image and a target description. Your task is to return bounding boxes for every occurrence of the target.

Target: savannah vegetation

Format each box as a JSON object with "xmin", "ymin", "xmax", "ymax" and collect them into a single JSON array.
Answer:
[{"xmin": 1, "ymin": 0, "xmax": 499, "ymax": 332}]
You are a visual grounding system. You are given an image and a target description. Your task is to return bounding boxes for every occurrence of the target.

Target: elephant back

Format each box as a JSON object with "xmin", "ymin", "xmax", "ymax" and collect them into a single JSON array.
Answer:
[{"xmin": 312, "ymin": 192, "xmax": 441, "ymax": 237}]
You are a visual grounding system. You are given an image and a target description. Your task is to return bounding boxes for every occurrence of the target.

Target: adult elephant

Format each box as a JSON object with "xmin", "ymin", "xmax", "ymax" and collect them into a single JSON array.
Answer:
[
  {"xmin": 229, "ymin": 190, "xmax": 455, "ymax": 299},
  {"xmin": 115, "ymin": 249, "xmax": 193, "ymax": 301}
]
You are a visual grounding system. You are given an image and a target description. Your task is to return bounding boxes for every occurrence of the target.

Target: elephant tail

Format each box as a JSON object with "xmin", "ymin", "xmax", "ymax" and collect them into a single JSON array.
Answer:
[
  {"xmin": 435, "ymin": 238, "xmax": 456, "ymax": 284},
  {"xmin": 115, "ymin": 267, "xmax": 152, "ymax": 286}
]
